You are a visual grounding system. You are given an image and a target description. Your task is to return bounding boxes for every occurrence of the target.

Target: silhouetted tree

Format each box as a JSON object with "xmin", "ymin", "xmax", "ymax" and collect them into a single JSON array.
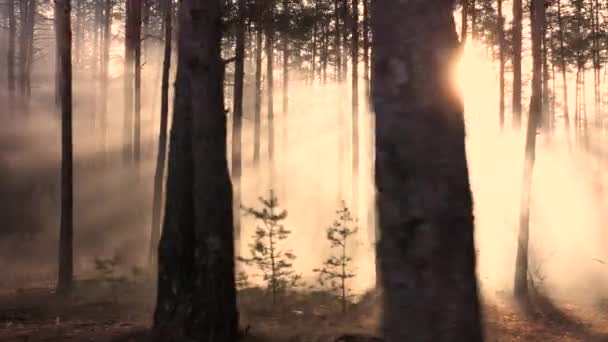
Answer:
[
  {"xmin": 153, "ymin": 0, "xmax": 238, "ymax": 340},
  {"xmin": 55, "ymin": 0, "xmax": 74, "ymax": 296},
  {"xmin": 370, "ymin": 0, "xmax": 483, "ymax": 340}
]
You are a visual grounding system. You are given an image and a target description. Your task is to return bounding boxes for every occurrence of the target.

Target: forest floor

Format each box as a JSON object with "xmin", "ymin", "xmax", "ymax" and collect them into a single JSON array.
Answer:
[{"xmin": 2, "ymin": 279, "xmax": 608, "ymax": 341}]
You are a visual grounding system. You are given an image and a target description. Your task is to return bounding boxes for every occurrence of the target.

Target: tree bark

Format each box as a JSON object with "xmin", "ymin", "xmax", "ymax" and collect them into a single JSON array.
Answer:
[
  {"xmin": 153, "ymin": 1, "xmax": 238, "ymax": 340},
  {"xmin": 514, "ymin": 0, "xmax": 544, "ymax": 303},
  {"xmin": 149, "ymin": 0, "xmax": 173, "ymax": 268},
  {"xmin": 371, "ymin": 1, "xmax": 483, "ymax": 340},
  {"xmin": 512, "ymin": 0, "xmax": 523, "ymax": 129},
  {"xmin": 55, "ymin": 0, "xmax": 74, "ymax": 296}
]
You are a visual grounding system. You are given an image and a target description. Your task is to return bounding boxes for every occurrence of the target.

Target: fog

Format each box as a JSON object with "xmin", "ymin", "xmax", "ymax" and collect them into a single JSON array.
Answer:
[{"xmin": 1, "ymin": 7, "xmax": 608, "ymax": 315}]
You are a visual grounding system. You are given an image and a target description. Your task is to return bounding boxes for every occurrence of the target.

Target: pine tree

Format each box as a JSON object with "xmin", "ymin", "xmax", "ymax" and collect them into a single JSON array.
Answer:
[
  {"xmin": 314, "ymin": 202, "xmax": 358, "ymax": 313},
  {"xmin": 239, "ymin": 190, "xmax": 300, "ymax": 305}
]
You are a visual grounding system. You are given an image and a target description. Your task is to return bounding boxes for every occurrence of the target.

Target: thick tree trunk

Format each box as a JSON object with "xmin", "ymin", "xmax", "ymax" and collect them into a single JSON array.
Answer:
[
  {"xmin": 133, "ymin": 0, "xmax": 142, "ymax": 164},
  {"xmin": 498, "ymin": 0, "xmax": 505, "ymax": 130},
  {"xmin": 149, "ymin": 0, "xmax": 172, "ymax": 268},
  {"xmin": 351, "ymin": 0, "xmax": 359, "ymax": 214},
  {"xmin": 371, "ymin": 1, "xmax": 483, "ymax": 340},
  {"xmin": 7, "ymin": 0, "xmax": 16, "ymax": 113},
  {"xmin": 55, "ymin": 0, "xmax": 73, "ymax": 296},
  {"xmin": 512, "ymin": 0, "xmax": 523, "ymax": 129},
  {"xmin": 514, "ymin": 0, "xmax": 544, "ymax": 303},
  {"xmin": 254, "ymin": 28, "xmax": 262, "ymax": 166},
  {"xmin": 153, "ymin": 1, "xmax": 238, "ymax": 340},
  {"xmin": 232, "ymin": 0, "xmax": 246, "ymax": 254}
]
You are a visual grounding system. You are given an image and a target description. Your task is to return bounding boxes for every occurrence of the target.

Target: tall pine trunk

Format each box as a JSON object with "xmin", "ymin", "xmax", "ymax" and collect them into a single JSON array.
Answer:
[
  {"xmin": 371, "ymin": 1, "xmax": 483, "ymax": 339},
  {"xmin": 232, "ymin": 0, "xmax": 246, "ymax": 254},
  {"xmin": 55, "ymin": 0, "xmax": 73, "ymax": 296},
  {"xmin": 266, "ymin": 4, "xmax": 275, "ymax": 180},
  {"xmin": 557, "ymin": 0, "xmax": 571, "ymax": 150},
  {"xmin": 153, "ymin": 1, "xmax": 238, "ymax": 340},
  {"xmin": 514, "ymin": 0, "xmax": 544, "ymax": 302},
  {"xmin": 351, "ymin": 0, "xmax": 359, "ymax": 214},
  {"xmin": 498, "ymin": 0, "xmax": 505, "ymax": 130},
  {"xmin": 7, "ymin": 0, "xmax": 16, "ymax": 113},
  {"xmin": 362, "ymin": 0, "xmax": 370, "ymax": 99},
  {"xmin": 123, "ymin": 0, "xmax": 135, "ymax": 163},
  {"xmin": 281, "ymin": 0, "xmax": 289, "ymax": 200},
  {"xmin": 133, "ymin": 0, "xmax": 142, "ymax": 164},
  {"xmin": 512, "ymin": 0, "xmax": 523, "ymax": 129},
  {"xmin": 149, "ymin": 0, "xmax": 172, "ymax": 268},
  {"xmin": 253, "ymin": 27, "xmax": 262, "ymax": 166},
  {"xmin": 100, "ymin": 0, "xmax": 113, "ymax": 154}
]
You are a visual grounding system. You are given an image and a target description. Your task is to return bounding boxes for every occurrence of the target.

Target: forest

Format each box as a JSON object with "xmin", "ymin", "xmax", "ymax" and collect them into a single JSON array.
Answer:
[{"xmin": 1, "ymin": 0, "xmax": 608, "ymax": 341}]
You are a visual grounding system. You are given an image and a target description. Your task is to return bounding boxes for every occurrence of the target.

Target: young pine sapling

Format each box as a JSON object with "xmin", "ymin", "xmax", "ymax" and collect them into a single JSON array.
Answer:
[
  {"xmin": 314, "ymin": 202, "xmax": 358, "ymax": 313},
  {"xmin": 239, "ymin": 190, "xmax": 301, "ymax": 305}
]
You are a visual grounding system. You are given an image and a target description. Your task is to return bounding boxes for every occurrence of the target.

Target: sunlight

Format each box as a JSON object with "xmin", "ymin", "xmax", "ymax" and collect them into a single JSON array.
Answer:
[{"xmin": 456, "ymin": 40, "xmax": 499, "ymax": 134}]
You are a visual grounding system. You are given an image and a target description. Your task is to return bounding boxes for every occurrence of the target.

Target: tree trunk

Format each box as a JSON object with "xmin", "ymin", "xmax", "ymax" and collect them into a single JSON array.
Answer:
[
  {"xmin": 254, "ymin": 27, "xmax": 262, "ymax": 166},
  {"xmin": 461, "ymin": 0, "xmax": 468, "ymax": 44},
  {"xmin": 55, "ymin": 0, "xmax": 73, "ymax": 296},
  {"xmin": 153, "ymin": 1, "xmax": 238, "ymax": 340},
  {"xmin": 282, "ymin": 0, "xmax": 289, "ymax": 200},
  {"xmin": 100, "ymin": 0, "xmax": 113, "ymax": 154},
  {"xmin": 149, "ymin": 0, "xmax": 173, "ymax": 268},
  {"xmin": 351, "ymin": 0, "xmax": 359, "ymax": 214},
  {"xmin": 123, "ymin": 0, "xmax": 135, "ymax": 163},
  {"xmin": 362, "ymin": 0, "xmax": 370, "ymax": 99},
  {"xmin": 371, "ymin": 1, "xmax": 483, "ymax": 340},
  {"xmin": 266, "ymin": 4, "xmax": 275, "ymax": 179},
  {"xmin": 334, "ymin": 0, "xmax": 342, "ymax": 82},
  {"xmin": 133, "ymin": 0, "xmax": 142, "ymax": 164},
  {"xmin": 232, "ymin": 0, "xmax": 246, "ymax": 254},
  {"xmin": 22, "ymin": 0, "xmax": 36, "ymax": 106},
  {"xmin": 7, "ymin": 0, "xmax": 16, "ymax": 113},
  {"xmin": 514, "ymin": 0, "xmax": 544, "ymax": 303},
  {"xmin": 498, "ymin": 0, "xmax": 505, "ymax": 130},
  {"xmin": 557, "ymin": 0, "xmax": 571, "ymax": 150},
  {"xmin": 512, "ymin": 0, "xmax": 523, "ymax": 129},
  {"xmin": 470, "ymin": 0, "xmax": 477, "ymax": 40}
]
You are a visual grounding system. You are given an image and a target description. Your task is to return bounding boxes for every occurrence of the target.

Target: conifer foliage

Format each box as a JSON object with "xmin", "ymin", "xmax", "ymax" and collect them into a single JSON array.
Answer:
[{"xmin": 239, "ymin": 190, "xmax": 301, "ymax": 304}]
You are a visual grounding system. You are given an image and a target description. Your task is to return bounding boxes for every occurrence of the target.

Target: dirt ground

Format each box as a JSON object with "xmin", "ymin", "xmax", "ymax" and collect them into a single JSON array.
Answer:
[{"xmin": 2, "ymin": 279, "xmax": 608, "ymax": 342}]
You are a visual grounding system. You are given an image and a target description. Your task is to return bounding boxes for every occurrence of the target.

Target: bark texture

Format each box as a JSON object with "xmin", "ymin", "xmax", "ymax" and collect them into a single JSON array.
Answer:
[
  {"xmin": 370, "ymin": 0, "xmax": 483, "ymax": 340},
  {"xmin": 55, "ymin": 0, "xmax": 74, "ymax": 296},
  {"xmin": 153, "ymin": 1, "xmax": 238, "ymax": 341}
]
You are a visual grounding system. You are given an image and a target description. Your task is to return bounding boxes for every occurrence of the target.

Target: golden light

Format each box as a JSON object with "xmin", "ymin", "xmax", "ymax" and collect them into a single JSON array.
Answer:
[{"xmin": 456, "ymin": 40, "xmax": 499, "ymax": 132}]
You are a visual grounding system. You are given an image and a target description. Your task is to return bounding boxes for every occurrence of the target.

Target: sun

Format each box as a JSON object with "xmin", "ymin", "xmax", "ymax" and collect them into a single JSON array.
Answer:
[{"xmin": 455, "ymin": 40, "xmax": 500, "ymax": 131}]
